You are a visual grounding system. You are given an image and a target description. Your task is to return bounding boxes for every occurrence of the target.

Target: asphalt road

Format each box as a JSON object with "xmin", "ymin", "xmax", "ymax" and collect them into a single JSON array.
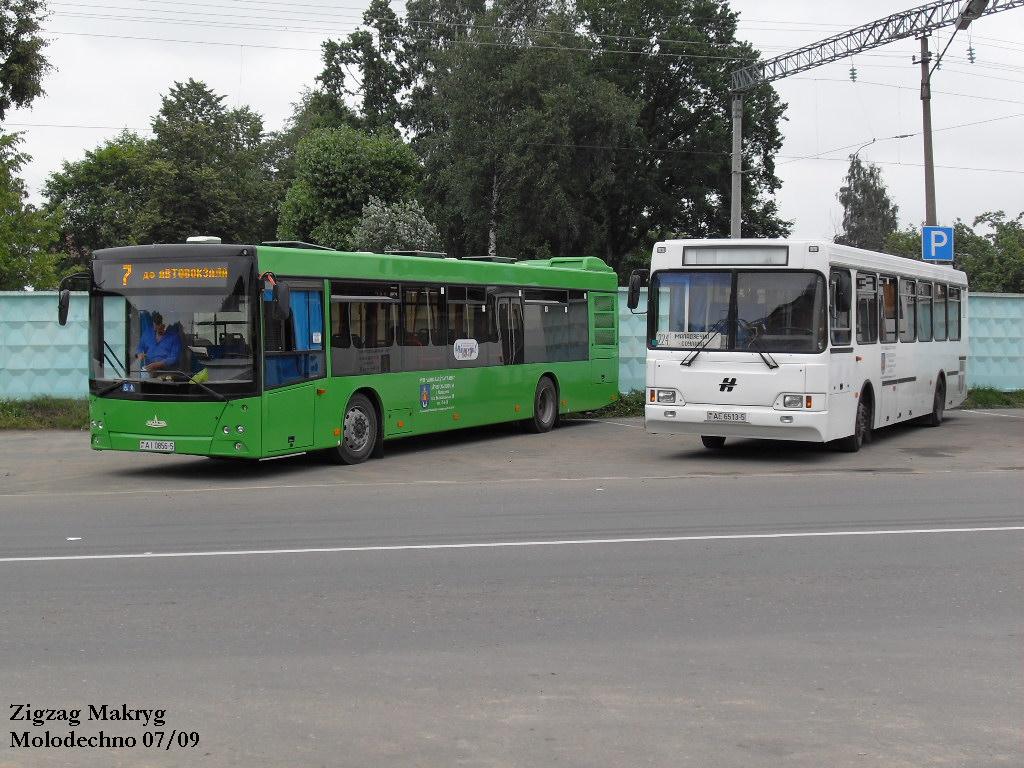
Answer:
[{"xmin": 1, "ymin": 408, "xmax": 1022, "ymax": 767}]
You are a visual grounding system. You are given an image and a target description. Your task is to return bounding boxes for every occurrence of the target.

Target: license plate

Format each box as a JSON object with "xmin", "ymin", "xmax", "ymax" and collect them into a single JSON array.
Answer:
[
  {"xmin": 139, "ymin": 440, "xmax": 175, "ymax": 453},
  {"xmin": 706, "ymin": 411, "xmax": 747, "ymax": 423}
]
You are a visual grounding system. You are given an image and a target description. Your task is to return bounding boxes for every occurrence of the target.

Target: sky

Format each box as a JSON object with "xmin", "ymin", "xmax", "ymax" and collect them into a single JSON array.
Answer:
[{"xmin": 6, "ymin": 0, "xmax": 1024, "ymax": 241}]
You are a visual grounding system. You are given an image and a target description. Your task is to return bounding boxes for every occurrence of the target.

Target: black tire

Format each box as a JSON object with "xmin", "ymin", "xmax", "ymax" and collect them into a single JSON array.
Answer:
[
  {"xmin": 923, "ymin": 377, "xmax": 946, "ymax": 427},
  {"xmin": 700, "ymin": 435, "xmax": 726, "ymax": 450},
  {"xmin": 526, "ymin": 377, "xmax": 558, "ymax": 433},
  {"xmin": 836, "ymin": 395, "xmax": 871, "ymax": 453},
  {"xmin": 331, "ymin": 393, "xmax": 378, "ymax": 465}
]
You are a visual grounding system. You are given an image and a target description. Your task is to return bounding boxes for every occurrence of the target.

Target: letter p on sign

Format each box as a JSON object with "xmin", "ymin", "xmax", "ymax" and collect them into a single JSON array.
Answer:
[{"xmin": 922, "ymin": 226, "xmax": 954, "ymax": 262}]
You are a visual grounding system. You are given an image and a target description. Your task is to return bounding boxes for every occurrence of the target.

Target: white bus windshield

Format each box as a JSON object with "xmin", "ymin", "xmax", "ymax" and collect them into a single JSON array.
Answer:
[{"xmin": 651, "ymin": 270, "xmax": 827, "ymax": 353}]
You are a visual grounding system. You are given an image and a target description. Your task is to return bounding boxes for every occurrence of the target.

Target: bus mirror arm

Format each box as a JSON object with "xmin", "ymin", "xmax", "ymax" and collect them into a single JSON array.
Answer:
[{"xmin": 627, "ymin": 270, "xmax": 648, "ymax": 312}]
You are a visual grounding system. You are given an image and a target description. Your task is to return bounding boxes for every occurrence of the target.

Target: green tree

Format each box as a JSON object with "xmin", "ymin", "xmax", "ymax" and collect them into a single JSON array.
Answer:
[
  {"xmin": 836, "ymin": 155, "xmax": 898, "ymax": 251},
  {"xmin": 0, "ymin": 132, "xmax": 57, "ymax": 289},
  {"xmin": 885, "ymin": 212, "xmax": 1024, "ymax": 293},
  {"xmin": 316, "ymin": 0, "xmax": 790, "ymax": 275},
  {"xmin": 43, "ymin": 131, "xmax": 158, "ymax": 270},
  {"xmin": 277, "ymin": 126, "xmax": 420, "ymax": 249},
  {"xmin": 348, "ymin": 196, "xmax": 441, "ymax": 252},
  {"xmin": 0, "ymin": 0, "xmax": 51, "ymax": 122},
  {"xmin": 147, "ymin": 79, "xmax": 281, "ymax": 245},
  {"xmin": 269, "ymin": 88, "xmax": 360, "ymax": 188},
  {"xmin": 44, "ymin": 80, "xmax": 283, "ymax": 265}
]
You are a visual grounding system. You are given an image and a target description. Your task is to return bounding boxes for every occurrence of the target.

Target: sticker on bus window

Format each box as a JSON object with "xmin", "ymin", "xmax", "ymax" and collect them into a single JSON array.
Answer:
[
  {"xmin": 453, "ymin": 339, "xmax": 479, "ymax": 361},
  {"xmin": 655, "ymin": 331, "xmax": 725, "ymax": 348},
  {"xmin": 312, "ymin": 332, "xmax": 322, "ymax": 345}
]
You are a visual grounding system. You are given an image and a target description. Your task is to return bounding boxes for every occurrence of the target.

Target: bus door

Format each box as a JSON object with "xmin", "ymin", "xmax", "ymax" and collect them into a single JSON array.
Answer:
[
  {"xmin": 262, "ymin": 282, "xmax": 326, "ymax": 453},
  {"xmin": 877, "ymin": 275, "xmax": 900, "ymax": 426},
  {"xmin": 829, "ymin": 269, "xmax": 857, "ymax": 430},
  {"xmin": 495, "ymin": 292, "xmax": 524, "ymax": 409}
]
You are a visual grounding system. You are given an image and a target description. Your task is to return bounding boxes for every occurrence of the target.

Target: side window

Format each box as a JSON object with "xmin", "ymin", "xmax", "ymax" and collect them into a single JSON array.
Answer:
[
  {"xmin": 948, "ymin": 287, "xmax": 962, "ymax": 341},
  {"xmin": 933, "ymin": 284, "xmax": 948, "ymax": 341},
  {"xmin": 263, "ymin": 283, "xmax": 325, "ymax": 388},
  {"xmin": 879, "ymin": 275, "xmax": 898, "ymax": 343},
  {"xmin": 917, "ymin": 282, "xmax": 933, "ymax": 342},
  {"xmin": 446, "ymin": 286, "xmax": 493, "ymax": 367},
  {"xmin": 330, "ymin": 281, "xmax": 398, "ymax": 375},
  {"xmin": 855, "ymin": 273, "xmax": 878, "ymax": 344},
  {"xmin": 401, "ymin": 285, "xmax": 447, "ymax": 371},
  {"xmin": 829, "ymin": 269, "xmax": 852, "ymax": 346},
  {"xmin": 524, "ymin": 289, "xmax": 568, "ymax": 364},
  {"xmin": 899, "ymin": 279, "xmax": 916, "ymax": 342}
]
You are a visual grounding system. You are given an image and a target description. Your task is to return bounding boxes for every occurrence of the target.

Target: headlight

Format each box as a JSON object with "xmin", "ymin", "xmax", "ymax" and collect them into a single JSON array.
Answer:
[
  {"xmin": 782, "ymin": 394, "xmax": 803, "ymax": 409},
  {"xmin": 97, "ymin": 421, "xmax": 104, "ymax": 430},
  {"xmin": 236, "ymin": 425, "xmax": 245, "ymax": 434},
  {"xmin": 223, "ymin": 425, "xmax": 230, "ymax": 434},
  {"xmin": 656, "ymin": 389, "xmax": 676, "ymax": 403}
]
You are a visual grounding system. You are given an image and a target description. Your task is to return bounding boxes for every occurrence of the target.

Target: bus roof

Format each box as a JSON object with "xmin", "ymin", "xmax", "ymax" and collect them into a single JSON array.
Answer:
[
  {"xmin": 651, "ymin": 238, "xmax": 968, "ymax": 287},
  {"xmin": 255, "ymin": 246, "xmax": 617, "ymax": 290}
]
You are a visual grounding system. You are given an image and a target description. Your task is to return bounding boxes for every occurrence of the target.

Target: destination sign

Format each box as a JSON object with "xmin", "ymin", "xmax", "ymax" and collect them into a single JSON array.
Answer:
[{"xmin": 97, "ymin": 261, "xmax": 231, "ymax": 290}]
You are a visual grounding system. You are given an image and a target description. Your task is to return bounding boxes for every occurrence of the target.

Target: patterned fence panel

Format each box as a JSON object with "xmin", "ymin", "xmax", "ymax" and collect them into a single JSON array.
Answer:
[
  {"xmin": 965, "ymin": 293, "xmax": 1024, "ymax": 390},
  {"xmin": 0, "ymin": 290, "xmax": 1020, "ymax": 398}
]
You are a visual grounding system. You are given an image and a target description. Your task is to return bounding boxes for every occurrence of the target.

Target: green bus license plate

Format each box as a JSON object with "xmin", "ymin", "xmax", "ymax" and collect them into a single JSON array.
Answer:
[
  {"xmin": 139, "ymin": 440, "xmax": 175, "ymax": 452},
  {"xmin": 706, "ymin": 411, "xmax": 746, "ymax": 422}
]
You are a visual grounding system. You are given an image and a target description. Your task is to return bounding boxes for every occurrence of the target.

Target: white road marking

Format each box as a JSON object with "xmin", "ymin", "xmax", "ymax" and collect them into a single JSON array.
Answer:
[
  {"xmin": 65, "ymin": 537, "xmax": 82, "ymax": 541},
  {"xmin": 577, "ymin": 419, "xmax": 645, "ymax": 428},
  {"xmin": 962, "ymin": 409, "xmax": 1024, "ymax": 419},
  {"xmin": 2, "ymin": 525, "xmax": 1022, "ymax": 565},
  {"xmin": 1, "ymin": 467, "xmax": 1017, "ymax": 501}
]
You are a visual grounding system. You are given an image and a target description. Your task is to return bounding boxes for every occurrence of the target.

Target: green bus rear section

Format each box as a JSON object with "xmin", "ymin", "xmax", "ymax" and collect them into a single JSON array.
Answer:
[{"xmin": 89, "ymin": 246, "xmax": 619, "ymax": 458}]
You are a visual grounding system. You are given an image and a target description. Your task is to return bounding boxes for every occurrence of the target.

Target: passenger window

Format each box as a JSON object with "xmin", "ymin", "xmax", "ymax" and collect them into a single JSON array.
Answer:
[
  {"xmin": 933, "ymin": 284, "xmax": 948, "ymax": 341},
  {"xmin": 899, "ymin": 279, "xmax": 916, "ymax": 342},
  {"xmin": 879, "ymin": 275, "xmax": 898, "ymax": 343},
  {"xmin": 496, "ymin": 293, "xmax": 524, "ymax": 365},
  {"xmin": 855, "ymin": 273, "xmax": 878, "ymax": 344},
  {"xmin": 446, "ymin": 285, "xmax": 493, "ymax": 367},
  {"xmin": 263, "ymin": 284, "xmax": 326, "ymax": 388},
  {"xmin": 330, "ymin": 282, "xmax": 398, "ymax": 375},
  {"xmin": 829, "ymin": 269, "xmax": 852, "ymax": 346},
  {"xmin": 948, "ymin": 287, "xmax": 962, "ymax": 341},
  {"xmin": 917, "ymin": 282, "xmax": 933, "ymax": 342},
  {"xmin": 401, "ymin": 285, "xmax": 447, "ymax": 371}
]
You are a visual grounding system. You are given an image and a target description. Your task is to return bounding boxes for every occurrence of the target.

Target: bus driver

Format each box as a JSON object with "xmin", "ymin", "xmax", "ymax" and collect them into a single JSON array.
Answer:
[{"xmin": 135, "ymin": 312, "xmax": 181, "ymax": 374}]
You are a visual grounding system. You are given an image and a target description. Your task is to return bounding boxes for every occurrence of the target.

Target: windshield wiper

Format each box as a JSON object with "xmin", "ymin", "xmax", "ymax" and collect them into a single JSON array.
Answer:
[
  {"xmin": 737, "ymin": 319, "xmax": 779, "ymax": 370},
  {"xmin": 680, "ymin": 318, "xmax": 730, "ymax": 367},
  {"xmin": 146, "ymin": 370, "xmax": 228, "ymax": 401}
]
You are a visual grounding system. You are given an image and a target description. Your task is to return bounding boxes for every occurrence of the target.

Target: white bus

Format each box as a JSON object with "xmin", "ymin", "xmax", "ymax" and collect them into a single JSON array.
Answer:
[{"xmin": 627, "ymin": 239, "xmax": 968, "ymax": 452}]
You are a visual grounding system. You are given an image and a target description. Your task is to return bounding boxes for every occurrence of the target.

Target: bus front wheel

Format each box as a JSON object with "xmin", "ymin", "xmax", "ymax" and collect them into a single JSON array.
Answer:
[
  {"xmin": 526, "ymin": 377, "xmax": 558, "ymax": 433},
  {"xmin": 837, "ymin": 396, "xmax": 871, "ymax": 453},
  {"xmin": 333, "ymin": 393, "xmax": 378, "ymax": 465}
]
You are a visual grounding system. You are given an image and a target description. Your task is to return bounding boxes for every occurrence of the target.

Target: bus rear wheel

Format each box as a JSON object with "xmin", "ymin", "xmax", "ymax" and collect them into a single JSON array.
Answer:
[
  {"xmin": 700, "ymin": 435, "xmax": 726, "ymax": 450},
  {"xmin": 332, "ymin": 393, "xmax": 378, "ymax": 465},
  {"xmin": 526, "ymin": 377, "xmax": 558, "ymax": 433}
]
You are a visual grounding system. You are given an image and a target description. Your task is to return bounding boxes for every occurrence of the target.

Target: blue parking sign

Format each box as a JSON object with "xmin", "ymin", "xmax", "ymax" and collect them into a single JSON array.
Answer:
[{"xmin": 922, "ymin": 226, "xmax": 954, "ymax": 262}]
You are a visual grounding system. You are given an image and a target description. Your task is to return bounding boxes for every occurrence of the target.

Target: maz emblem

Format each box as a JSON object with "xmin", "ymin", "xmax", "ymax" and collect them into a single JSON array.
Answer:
[
  {"xmin": 146, "ymin": 415, "xmax": 168, "ymax": 429},
  {"xmin": 719, "ymin": 377, "xmax": 738, "ymax": 393}
]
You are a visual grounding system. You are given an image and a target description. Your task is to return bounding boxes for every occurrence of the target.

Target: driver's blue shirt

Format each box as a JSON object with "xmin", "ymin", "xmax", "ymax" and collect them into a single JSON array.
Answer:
[{"xmin": 137, "ymin": 330, "xmax": 181, "ymax": 367}]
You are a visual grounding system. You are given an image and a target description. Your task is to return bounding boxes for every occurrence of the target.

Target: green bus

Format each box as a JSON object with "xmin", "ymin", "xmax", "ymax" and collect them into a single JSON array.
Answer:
[{"xmin": 61, "ymin": 241, "xmax": 619, "ymax": 463}]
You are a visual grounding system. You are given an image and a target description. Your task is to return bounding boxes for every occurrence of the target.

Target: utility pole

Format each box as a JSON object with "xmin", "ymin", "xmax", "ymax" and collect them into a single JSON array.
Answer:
[
  {"xmin": 919, "ymin": 36, "xmax": 937, "ymax": 226},
  {"xmin": 730, "ymin": 94, "xmax": 743, "ymax": 238},
  {"xmin": 727, "ymin": 0, "xmax": 1023, "ymax": 237}
]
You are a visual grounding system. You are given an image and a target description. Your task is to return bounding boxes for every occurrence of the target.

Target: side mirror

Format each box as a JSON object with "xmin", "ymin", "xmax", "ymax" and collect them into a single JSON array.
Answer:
[
  {"xmin": 57, "ymin": 289, "xmax": 71, "ymax": 326},
  {"xmin": 273, "ymin": 281, "xmax": 291, "ymax": 320},
  {"xmin": 627, "ymin": 270, "xmax": 648, "ymax": 310}
]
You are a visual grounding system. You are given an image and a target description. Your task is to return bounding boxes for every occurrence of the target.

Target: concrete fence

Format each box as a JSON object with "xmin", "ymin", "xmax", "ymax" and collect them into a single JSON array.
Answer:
[{"xmin": 1, "ymin": 290, "xmax": 1021, "ymax": 399}]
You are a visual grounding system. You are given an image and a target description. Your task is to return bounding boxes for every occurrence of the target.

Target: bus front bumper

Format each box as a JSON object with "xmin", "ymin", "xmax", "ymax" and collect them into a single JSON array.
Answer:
[
  {"xmin": 645, "ymin": 403, "xmax": 829, "ymax": 443},
  {"xmin": 91, "ymin": 431, "xmax": 255, "ymax": 457}
]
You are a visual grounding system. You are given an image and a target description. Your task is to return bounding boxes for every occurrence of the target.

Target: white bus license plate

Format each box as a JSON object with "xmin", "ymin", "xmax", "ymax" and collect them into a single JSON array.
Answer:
[
  {"xmin": 706, "ymin": 411, "xmax": 747, "ymax": 423},
  {"xmin": 139, "ymin": 440, "xmax": 175, "ymax": 453}
]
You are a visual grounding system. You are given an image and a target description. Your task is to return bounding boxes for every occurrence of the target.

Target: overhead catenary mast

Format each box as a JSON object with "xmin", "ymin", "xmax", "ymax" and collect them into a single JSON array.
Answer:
[{"xmin": 728, "ymin": 0, "xmax": 1024, "ymax": 237}]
